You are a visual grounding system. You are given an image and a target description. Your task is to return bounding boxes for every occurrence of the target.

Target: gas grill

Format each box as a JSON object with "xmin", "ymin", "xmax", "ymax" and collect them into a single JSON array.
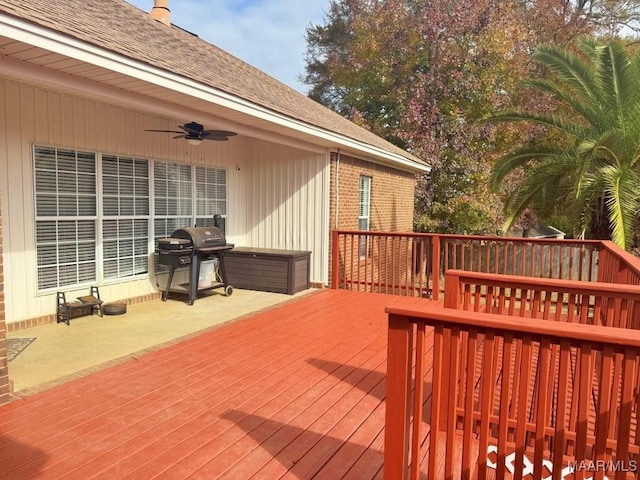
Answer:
[{"xmin": 158, "ymin": 226, "xmax": 234, "ymax": 305}]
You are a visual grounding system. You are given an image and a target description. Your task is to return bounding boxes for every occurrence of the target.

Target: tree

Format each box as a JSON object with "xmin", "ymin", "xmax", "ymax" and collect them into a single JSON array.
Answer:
[
  {"xmin": 487, "ymin": 38, "xmax": 640, "ymax": 250},
  {"xmin": 303, "ymin": 0, "xmax": 640, "ymax": 236}
]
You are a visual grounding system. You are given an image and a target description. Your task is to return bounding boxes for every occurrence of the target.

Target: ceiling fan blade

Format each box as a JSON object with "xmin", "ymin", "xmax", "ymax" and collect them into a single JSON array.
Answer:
[
  {"xmin": 145, "ymin": 129, "xmax": 184, "ymax": 134},
  {"xmin": 203, "ymin": 136, "xmax": 230, "ymax": 141},
  {"xmin": 203, "ymin": 130, "xmax": 237, "ymax": 137},
  {"xmin": 173, "ymin": 134, "xmax": 186, "ymax": 139}
]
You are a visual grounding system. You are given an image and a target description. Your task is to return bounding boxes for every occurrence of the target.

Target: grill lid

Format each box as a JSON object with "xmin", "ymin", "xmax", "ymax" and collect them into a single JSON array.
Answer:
[
  {"xmin": 158, "ymin": 237, "xmax": 192, "ymax": 251},
  {"xmin": 171, "ymin": 226, "xmax": 227, "ymax": 249}
]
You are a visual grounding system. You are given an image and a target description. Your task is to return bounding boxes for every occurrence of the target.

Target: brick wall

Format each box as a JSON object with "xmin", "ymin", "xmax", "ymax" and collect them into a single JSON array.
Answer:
[
  {"xmin": 329, "ymin": 152, "xmax": 416, "ymax": 232},
  {"xmin": 328, "ymin": 152, "xmax": 417, "ymax": 286},
  {"xmin": 0, "ymin": 197, "xmax": 9, "ymax": 405}
]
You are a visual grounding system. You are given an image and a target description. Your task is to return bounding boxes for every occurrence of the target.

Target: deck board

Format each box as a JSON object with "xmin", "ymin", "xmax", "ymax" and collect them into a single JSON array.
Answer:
[{"xmin": 0, "ymin": 290, "xmax": 435, "ymax": 479}]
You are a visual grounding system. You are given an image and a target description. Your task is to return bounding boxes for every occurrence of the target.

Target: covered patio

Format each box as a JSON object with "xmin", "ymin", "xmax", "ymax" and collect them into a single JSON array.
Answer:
[{"xmin": 0, "ymin": 289, "xmax": 431, "ymax": 479}]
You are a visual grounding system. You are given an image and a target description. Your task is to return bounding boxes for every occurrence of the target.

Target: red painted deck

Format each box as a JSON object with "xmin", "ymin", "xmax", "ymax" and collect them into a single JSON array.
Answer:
[{"xmin": 0, "ymin": 290, "xmax": 432, "ymax": 479}]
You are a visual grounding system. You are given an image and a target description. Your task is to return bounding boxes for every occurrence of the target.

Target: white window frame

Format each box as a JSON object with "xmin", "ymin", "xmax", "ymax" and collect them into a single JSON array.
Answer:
[
  {"xmin": 152, "ymin": 162, "xmax": 228, "ymax": 272},
  {"xmin": 101, "ymin": 155, "xmax": 150, "ymax": 280},
  {"xmin": 34, "ymin": 146, "xmax": 98, "ymax": 291},
  {"xmin": 33, "ymin": 145, "xmax": 229, "ymax": 292},
  {"xmin": 359, "ymin": 175, "xmax": 372, "ymax": 258}
]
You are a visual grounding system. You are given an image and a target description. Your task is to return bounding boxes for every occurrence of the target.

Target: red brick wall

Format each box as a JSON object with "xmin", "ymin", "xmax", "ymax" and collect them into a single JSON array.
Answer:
[
  {"xmin": 328, "ymin": 152, "xmax": 417, "ymax": 286},
  {"xmin": 329, "ymin": 152, "xmax": 416, "ymax": 232},
  {"xmin": 0, "ymin": 197, "xmax": 9, "ymax": 405}
]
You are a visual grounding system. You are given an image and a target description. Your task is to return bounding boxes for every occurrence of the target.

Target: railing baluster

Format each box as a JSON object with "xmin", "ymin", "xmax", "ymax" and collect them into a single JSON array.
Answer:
[
  {"xmin": 478, "ymin": 331, "xmax": 495, "ymax": 480},
  {"xmin": 553, "ymin": 340, "xmax": 571, "ymax": 480},
  {"xmin": 445, "ymin": 326, "xmax": 461, "ymax": 477},
  {"xmin": 615, "ymin": 349, "xmax": 636, "ymax": 474},
  {"xmin": 534, "ymin": 337, "xmax": 551, "ymax": 478},
  {"xmin": 405, "ymin": 236, "xmax": 410, "ymax": 296},
  {"xmin": 514, "ymin": 335, "xmax": 532, "ymax": 480},
  {"xmin": 462, "ymin": 328, "xmax": 478, "ymax": 478},
  {"xmin": 429, "ymin": 323, "xmax": 445, "ymax": 479},
  {"xmin": 575, "ymin": 343, "xmax": 593, "ymax": 480},
  {"xmin": 410, "ymin": 322, "xmax": 426, "ymax": 480}
]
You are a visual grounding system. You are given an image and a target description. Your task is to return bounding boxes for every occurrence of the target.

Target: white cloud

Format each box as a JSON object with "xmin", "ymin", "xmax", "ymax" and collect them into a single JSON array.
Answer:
[{"xmin": 128, "ymin": 0, "xmax": 331, "ymax": 93}]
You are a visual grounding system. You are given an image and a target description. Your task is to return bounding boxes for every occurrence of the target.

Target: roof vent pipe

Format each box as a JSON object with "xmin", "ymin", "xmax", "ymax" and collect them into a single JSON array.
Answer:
[{"xmin": 150, "ymin": 0, "xmax": 171, "ymax": 26}]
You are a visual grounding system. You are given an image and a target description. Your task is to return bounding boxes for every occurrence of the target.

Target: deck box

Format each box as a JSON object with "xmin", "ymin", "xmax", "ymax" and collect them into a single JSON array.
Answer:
[{"xmin": 224, "ymin": 247, "xmax": 311, "ymax": 294}]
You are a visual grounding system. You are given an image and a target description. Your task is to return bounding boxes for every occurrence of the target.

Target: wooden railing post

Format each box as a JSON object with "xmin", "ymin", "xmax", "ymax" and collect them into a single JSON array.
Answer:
[
  {"xmin": 331, "ymin": 229, "xmax": 339, "ymax": 289},
  {"xmin": 432, "ymin": 235, "xmax": 441, "ymax": 300},
  {"xmin": 384, "ymin": 313, "xmax": 413, "ymax": 480},
  {"xmin": 596, "ymin": 244, "xmax": 611, "ymax": 283},
  {"xmin": 443, "ymin": 271, "xmax": 461, "ymax": 309}
]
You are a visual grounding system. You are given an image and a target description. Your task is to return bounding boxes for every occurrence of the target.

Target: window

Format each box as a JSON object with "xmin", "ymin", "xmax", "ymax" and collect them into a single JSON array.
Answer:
[
  {"xmin": 153, "ymin": 161, "xmax": 193, "ymax": 247},
  {"xmin": 195, "ymin": 166, "xmax": 227, "ymax": 226},
  {"xmin": 34, "ymin": 146, "xmax": 97, "ymax": 290},
  {"xmin": 102, "ymin": 155, "xmax": 150, "ymax": 279},
  {"xmin": 359, "ymin": 175, "xmax": 371, "ymax": 257},
  {"xmin": 33, "ymin": 145, "xmax": 228, "ymax": 291},
  {"xmin": 153, "ymin": 162, "xmax": 228, "ymax": 271}
]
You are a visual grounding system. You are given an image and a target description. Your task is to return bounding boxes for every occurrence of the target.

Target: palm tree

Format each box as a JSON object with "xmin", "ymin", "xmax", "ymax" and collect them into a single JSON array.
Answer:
[{"xmin": 487, "ymin": 37, "xmax": 640, "ymax": 251}]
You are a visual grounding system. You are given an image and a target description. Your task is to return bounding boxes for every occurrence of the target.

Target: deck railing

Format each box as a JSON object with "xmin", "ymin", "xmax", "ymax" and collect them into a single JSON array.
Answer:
[
  {"xmin": 385, "ymin": 306, "xmax": 640, "ymax": 480},
  {"xmin": 330, "ymin": 231, "xmax": 621, "ymax": 299},
  {"xmin": 598, "ymin": 241, "xmax": 640, "ymax": 286},
  {"xmin": 376, "ymin": 233, "xmax": 640, "ymax": 478},
  {"xmin": 444, "ymin": 269, "xmax": 640, "ymax": 329}
]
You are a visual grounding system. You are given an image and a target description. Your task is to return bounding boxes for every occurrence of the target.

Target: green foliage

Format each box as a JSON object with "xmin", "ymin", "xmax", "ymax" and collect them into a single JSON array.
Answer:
[
  {"xmin": 487, "ymin": 38, "xmax": 640, "ymax": 250},
  {"xmin": 303, "ymin": 1, "xmax": 640, "ymax": 239}
]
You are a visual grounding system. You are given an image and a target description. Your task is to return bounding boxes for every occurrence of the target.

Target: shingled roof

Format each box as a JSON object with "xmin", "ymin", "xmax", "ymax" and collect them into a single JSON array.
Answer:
[{"xmin": 0, "ymin": 0, "xmax": 427, "ymax": 169}]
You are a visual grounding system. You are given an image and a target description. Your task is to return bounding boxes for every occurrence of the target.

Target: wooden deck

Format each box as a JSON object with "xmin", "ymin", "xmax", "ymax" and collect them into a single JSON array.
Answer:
[{"xmin": 0, "ymin": 290, "xmax": 432, "ymax": 480}]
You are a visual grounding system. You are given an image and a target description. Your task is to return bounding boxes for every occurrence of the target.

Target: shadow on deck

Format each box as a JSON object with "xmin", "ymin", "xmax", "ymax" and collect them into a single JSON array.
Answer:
[{"xmin": 0, "ymin": 290, "xmax": 436, "ymax": 480}]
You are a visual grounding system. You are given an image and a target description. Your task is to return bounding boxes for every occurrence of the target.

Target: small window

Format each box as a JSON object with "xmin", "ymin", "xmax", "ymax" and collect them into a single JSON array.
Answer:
[{"xmin": 359, "ymin": 175, "xmax": 371, "ymax": 257}]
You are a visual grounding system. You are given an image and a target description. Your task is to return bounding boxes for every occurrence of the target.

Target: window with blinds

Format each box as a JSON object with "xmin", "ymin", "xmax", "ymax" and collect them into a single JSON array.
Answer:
[
  {"xmin": 153, "ymin": 162, "xmax": 228, "ymax": 270},
  {"xmin": 359, "ymin": 175, "xmax": 372, "ymax": 257},
  {"xmin": 102, "ymin": 156, "xmax": 150, "ymax": 279},
  {"xmin": 195, "ymin": 166, "xmax": 227, "ymax": 226},
  {"xmin": 34, "ymin": 146, "xmax": 228, "ymax": 291},
  {"xmin": 153, "ymin": 162, "xmax": 193, "ymax": 250},
  {"xmin": 34, "ymin": 147, "xmax": 97, "ymax": 290}
]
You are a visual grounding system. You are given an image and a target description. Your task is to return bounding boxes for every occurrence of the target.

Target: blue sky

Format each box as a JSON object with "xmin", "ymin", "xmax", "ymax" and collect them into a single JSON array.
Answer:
[{"xmin": 126, "ymin": 0, "xmax": 332, "ymax": 93}]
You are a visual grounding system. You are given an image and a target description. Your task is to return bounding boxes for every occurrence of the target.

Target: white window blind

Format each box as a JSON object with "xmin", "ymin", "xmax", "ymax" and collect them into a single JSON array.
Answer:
[
  {"xmin": 34, "ymin": 147, "xmax": 97, "ymax": 289},
  {"xmin": 34, "ymin": 148, "xmax": 228, "ymax": 289},
  {"xmin": 359, "ymin": 175, "xmax": 372, "ymax": 257},
  {"xmin": 195, "ymin": 166, "xmax": 227, "ymax": 227},
  {"xmin": 101, "ymin": 155, "xmax": 150, "ymax": 280},
  {"xmin": 153, "ymin": 162, "xmax": 193, "ymax": 249},
  {"xmin": 152, "ymin": 162, "xmax": 228, "ymax": 270}
]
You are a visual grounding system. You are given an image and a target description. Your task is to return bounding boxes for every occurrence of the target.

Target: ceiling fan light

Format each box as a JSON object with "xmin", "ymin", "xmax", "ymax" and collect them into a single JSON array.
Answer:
[{"xmin": 186, "ymin": 138, "xmax": 202, "ymax": 146}]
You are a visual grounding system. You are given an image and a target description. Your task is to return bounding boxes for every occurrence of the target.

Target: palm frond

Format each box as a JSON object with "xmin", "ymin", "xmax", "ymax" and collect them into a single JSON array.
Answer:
[
  {"xmin": 489, "ymin": 145, "xmax": 574, "ymax": 190},
  {"xmin": 601, "ymin": 166, "xmax": 640, "ymax": 249},
  {"xmin": 533, "ymin": 43, "xmax": 601, "ymax": 104},
  {"xmin": 482, "ymin": 112, "xmax": 588, "ymax": 139},
  {"xmin": 524, "ymin": 79, "xmax": 608, "ymax": 130},
  {"xmin": 596, "ymin": 41, "xmax": 638, "ymax": 133}
]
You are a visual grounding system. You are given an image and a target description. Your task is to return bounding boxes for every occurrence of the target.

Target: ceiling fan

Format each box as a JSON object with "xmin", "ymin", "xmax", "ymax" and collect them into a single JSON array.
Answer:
[{"xmin": 145, "ymin": 122, "xmax": 237, "ymax": 145}]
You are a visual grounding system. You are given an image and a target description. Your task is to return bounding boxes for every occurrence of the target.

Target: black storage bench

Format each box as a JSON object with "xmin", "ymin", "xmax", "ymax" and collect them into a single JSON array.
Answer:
[
  {"xmin": 224, "ymin": 247, "xmax": 311, "ymax": 294},
  {"xmin": 56, "ymin": 286, "xmax": 104, "ymax": 325}
]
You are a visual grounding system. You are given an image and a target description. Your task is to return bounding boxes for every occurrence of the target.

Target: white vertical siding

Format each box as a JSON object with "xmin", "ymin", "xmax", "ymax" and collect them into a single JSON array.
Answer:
[
  {"xmin": 0, "ymin": 78, "xmax": 254, "ymax": 323},
  {"xmin": 244, "ymin": 139, "xmax": 330, "ymax": 284},
  {"xmin": 0, "ymin": 77, "xmax": 331, "ymax": 324}
]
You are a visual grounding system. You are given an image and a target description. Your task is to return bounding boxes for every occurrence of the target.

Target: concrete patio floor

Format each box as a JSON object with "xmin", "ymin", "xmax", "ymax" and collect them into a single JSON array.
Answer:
[{"xmin": 7, "ymin": 288, "xmax": 317, "ymax": 396}]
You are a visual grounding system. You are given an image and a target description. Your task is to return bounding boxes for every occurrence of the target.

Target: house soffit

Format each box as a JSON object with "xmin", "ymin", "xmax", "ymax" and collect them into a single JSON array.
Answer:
[{"xmin": 0, "ymin": 15, "xmax": 429, "ymax": 174}]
